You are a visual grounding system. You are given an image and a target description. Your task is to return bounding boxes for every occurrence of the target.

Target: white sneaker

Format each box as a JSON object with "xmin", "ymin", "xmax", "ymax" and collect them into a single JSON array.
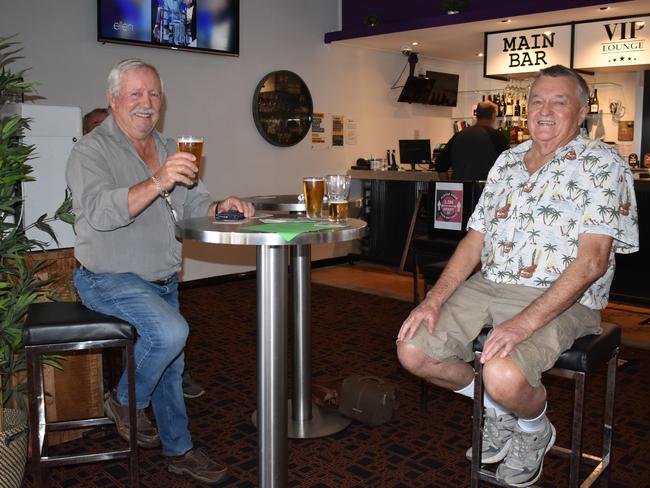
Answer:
[
  {"xmin": 496, "ymin": 418, "xmax": 556, "ymax": 487},
  {"xmin": 466, "ymin": 407, "xmax": 518, "ymax": 464}
]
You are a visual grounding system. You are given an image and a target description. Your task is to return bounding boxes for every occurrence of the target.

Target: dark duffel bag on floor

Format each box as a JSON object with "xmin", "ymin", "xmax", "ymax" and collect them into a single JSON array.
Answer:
[{"xmin": 338, "ymin": 375, "xmax": 397, "ymax": 426}]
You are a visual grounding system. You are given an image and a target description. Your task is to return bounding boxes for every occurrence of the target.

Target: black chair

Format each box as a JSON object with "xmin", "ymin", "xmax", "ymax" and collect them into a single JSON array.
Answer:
[
  {"xmin": 470, "ymin": 323, "xmax": 621, "ymax": 487},
  {"xmin": 23, "ymin": 302, "xmax": 139, "ymax": 488}
]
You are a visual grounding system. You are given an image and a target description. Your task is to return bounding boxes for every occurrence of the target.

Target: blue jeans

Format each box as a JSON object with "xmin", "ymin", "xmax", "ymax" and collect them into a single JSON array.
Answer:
[{"xmin": 73, "ymin": 267, "xmax": 193, "ymax": 456}]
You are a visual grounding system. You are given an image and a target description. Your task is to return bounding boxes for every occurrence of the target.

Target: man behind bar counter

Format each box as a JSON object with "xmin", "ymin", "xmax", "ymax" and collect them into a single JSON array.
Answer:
[
  {"xmin": 397, "ymin": 65, "xmax": 638, "ymax": 487},
  {"xmin": 435, "ymin": 100, "xmax": 509, "ymax": 181}
]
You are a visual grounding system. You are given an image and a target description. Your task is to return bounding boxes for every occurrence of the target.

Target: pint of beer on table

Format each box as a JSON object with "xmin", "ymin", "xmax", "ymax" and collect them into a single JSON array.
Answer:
[
  {"xmin": 325, "ymin": 174, "xmax": 351, "ymax": 223},
  {"xmin": 303, "ymin": 177, "xmax": 325, "ymax": 219}
]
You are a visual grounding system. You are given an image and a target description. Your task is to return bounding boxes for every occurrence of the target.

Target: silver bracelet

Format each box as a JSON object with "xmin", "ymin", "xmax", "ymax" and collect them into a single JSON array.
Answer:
[{"xmin": 150, "ymin": 175, "xmax": 169, "ymax": 198}]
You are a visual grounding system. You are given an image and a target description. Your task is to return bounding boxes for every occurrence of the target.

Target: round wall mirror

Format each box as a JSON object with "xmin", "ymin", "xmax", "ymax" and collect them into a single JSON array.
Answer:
[{"xmin": 252, "ymin": 70, "xmax": 313, "ymax": 147}]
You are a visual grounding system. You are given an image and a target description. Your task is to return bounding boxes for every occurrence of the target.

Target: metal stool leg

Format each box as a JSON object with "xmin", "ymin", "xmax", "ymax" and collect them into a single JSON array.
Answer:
[
  {"xmin": 569, "ymin": 371, "xmax": 585, "ymax": 488},
  {"xmin": 470, "ymin": 355, "xmax": 484, "ymax": 488},
  {"xmin": 124, "ymin": 340, "xmax": 139, "ymax": 488},
  {"xmin": 26, "ymin": 346, "xmax": 46, "ymax": 488}
]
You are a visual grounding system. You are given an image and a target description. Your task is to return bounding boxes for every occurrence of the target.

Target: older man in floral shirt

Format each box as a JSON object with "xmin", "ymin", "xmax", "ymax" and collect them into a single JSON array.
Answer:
[{"xmin": 397, "ymin": 65, "xmax": 638, "ymax": 487}]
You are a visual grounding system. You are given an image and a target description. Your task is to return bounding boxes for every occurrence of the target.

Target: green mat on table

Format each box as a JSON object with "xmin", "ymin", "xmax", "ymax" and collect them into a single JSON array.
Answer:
[{"xmin": 241, "ymin": 221, "xmax": 345, "ymax": 241}]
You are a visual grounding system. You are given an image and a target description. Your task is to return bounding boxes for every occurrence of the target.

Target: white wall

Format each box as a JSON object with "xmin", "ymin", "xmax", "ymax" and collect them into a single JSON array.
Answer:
[{"xmin": 1, "ymin": 0, "xmax": 479, "ymax": 280}]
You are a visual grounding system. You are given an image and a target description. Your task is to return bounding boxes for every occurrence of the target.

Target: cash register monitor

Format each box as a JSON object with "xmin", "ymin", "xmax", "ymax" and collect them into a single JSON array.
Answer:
[{"xmin": 399, "ymin": 139, "xmax": 432, "ymax": 171}]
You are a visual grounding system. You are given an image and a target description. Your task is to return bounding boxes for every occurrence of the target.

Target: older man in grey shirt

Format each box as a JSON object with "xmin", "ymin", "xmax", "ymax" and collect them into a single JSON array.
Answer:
[{"xmin": 66, "ymin": 58, "xmax": 253, "ymax": 485}]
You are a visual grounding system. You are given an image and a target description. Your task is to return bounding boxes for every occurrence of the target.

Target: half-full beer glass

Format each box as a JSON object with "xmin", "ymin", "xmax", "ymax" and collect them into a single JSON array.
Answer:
[
  {"xmin": 325, "ymin": 174, "xmax": 351, "ymax": 222},
  {"xmin": 303, "ymin": 177, "xmax": 325, "ymax": 219},
  {"xmin": 177, "ymin": 136, "xmax": 204, "ymax": 176}
]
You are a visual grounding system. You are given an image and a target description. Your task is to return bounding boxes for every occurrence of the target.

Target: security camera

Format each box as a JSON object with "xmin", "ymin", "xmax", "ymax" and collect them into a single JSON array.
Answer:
[{"xmin": 401, "ymin": 45, "xmax": 413, "ymax": 56}]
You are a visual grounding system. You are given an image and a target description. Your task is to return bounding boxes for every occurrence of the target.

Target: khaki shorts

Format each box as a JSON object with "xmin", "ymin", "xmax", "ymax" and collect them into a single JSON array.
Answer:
[{"xmin": 403, "ymin": 273, "xmax": 602, "ymax": 387}]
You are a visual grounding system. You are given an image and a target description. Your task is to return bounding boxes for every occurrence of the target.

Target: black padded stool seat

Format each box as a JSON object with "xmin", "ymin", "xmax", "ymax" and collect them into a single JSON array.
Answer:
[
  {"xmin": 23, "ymin": 302, "xmax": 134, "ymax": 345},
  {"xmin": 23, "ymin": 302, "xmax": 139, "ymax": 488},
  {"xmin": 470, "ymin": 322, "xmax": 621, "ymax": 488}
]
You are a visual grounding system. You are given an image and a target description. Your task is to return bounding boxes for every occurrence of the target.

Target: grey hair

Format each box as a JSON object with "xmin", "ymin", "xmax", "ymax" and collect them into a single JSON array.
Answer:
[
  {"xmin": 107, "ymin": 58, "xmax": 163, "ymax": 97},
  {"xmin": 530, "ymin": 65, "xmax": 590, "ymax": 107}
]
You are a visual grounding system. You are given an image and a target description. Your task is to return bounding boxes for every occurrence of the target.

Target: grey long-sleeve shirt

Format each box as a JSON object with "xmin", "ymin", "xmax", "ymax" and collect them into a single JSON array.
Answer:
[{"xmin": 66, "ymin": 115, "xmax": 212, "ymax": 281}]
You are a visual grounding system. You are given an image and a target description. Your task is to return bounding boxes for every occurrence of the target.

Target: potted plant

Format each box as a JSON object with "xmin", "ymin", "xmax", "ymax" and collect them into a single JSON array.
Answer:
[{"xmin": 0, "ymin": 34, "xmax": 71, "ymax": 488}]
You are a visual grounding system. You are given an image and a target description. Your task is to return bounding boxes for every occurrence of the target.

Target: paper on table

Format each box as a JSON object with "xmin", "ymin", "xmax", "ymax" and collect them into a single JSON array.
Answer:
[{"xmin": 241, "ymin": 221, "xmax": 346, "ymax": 241}]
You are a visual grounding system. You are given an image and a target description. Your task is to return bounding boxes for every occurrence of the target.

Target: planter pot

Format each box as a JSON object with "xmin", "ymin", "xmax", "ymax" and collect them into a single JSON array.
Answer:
[{"xmin": 0, "ymin": 409, "xmax": 28, "ymax": 488}]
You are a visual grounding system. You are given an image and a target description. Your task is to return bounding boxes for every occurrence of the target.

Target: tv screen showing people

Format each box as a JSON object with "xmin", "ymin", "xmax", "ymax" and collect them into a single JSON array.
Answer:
[{"xmin": 98, "ymin": 0, "xmax": 239, "ymax": 56}]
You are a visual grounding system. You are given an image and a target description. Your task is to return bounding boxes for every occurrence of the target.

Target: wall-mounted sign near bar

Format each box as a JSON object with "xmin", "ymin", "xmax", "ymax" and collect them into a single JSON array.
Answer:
[
  {"xmin": 573, "ymin": 15, "xmax": 649, "ymax": 70},
  {"xmin": 485, "ymin": 24, "xmax": 572, "ymax": 78}
]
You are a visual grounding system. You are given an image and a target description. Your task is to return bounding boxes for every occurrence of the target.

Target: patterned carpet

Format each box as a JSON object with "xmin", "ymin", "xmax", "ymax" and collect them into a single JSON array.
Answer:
[{"xmin": 23, "ymin": 278, "xmax": 650, "ymax": 487}]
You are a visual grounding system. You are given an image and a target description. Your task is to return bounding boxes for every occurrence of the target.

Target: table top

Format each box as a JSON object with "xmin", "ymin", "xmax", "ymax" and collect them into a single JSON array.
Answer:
[
  {"xmin": 246, "ymin": 194, "xmax": 362, "ymax": 212},
  {"xmin": 176, "ymin": 216, "xmax": 367, "ymax": 246}
]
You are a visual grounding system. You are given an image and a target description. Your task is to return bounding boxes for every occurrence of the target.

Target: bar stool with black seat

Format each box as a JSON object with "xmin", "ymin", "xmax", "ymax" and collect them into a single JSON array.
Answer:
[
  {"xmin": 23, "ymin": 302, "xmax": 139, "ymax": 488},
  {"xmin": 470, "ymin": 322, "xmax": 621, "ymax": 488}
]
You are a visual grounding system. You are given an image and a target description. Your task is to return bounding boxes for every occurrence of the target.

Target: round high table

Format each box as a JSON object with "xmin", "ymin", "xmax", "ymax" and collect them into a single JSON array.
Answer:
[{"xmin": 175, "ymin": 216, "xmax": 367, "ymax": 488}]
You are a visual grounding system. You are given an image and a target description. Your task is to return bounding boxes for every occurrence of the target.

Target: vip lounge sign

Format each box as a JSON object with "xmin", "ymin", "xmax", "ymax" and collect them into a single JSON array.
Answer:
[
  {"xmin": 485, "ymin": 25, "xmax": 572, "ymax": 77},
  {"xmin": 573, "ymin": 16, "xmax": 649, "ymax": 69}
]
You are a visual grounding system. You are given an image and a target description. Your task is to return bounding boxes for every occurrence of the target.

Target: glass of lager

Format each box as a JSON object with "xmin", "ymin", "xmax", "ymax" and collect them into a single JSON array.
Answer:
[
  {"xmin": 177, "ymin": 136, "xmax": 204, "ymax": 179},
  {"xmin": 303, "ymin": 176, "xmax": 325, "ymax": 219},
  {"xmin": 325, "ymin": 174, "xmax": 351, "ymax": 223}
]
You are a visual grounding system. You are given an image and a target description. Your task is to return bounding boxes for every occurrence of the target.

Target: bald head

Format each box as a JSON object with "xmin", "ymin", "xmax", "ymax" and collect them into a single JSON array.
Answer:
[{"xmin": 476, "ymin": 101, "xmax": 498, "ymax": 127}]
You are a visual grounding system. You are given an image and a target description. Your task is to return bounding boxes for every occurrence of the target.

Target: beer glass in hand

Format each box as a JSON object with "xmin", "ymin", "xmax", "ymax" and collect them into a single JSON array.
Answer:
[
  {"xmin": 177, "ymin": 136, "xmax": 204, "ymax": 179},
  {"xmin": 325, "ymin": 174, "xmax": 351, "ymax": 222},
  {"xmin": 303, "ymin": 177, "xmax": 325, "ymax": 219}
]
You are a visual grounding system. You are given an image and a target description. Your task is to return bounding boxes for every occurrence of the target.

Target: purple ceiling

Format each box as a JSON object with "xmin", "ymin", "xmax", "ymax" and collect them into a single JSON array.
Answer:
[{"xmin": 325, "ymin": 0, "xmax": 632, "ymax": 43}]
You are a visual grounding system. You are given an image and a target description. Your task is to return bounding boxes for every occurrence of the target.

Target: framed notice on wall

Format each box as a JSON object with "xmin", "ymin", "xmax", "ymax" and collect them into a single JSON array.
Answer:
[{"xmin": 434, "ymin": 182, "xmax": 464, "ymax": 231}]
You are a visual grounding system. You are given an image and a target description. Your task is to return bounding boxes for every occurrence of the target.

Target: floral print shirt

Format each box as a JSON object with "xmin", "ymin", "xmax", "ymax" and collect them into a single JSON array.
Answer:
[{"xmin": 467, "ymin": 131, "xmax": 639, "ymax": 310}]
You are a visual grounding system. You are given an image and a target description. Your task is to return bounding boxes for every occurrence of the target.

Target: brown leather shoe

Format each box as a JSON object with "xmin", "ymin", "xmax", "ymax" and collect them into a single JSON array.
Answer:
[
  {"xmin": 104, "ymin": 392, "xmax": 160, "ymax": 449},
  {"xmin": 168, "ymin": 448, "xmax": 229, "ymax": 484}
]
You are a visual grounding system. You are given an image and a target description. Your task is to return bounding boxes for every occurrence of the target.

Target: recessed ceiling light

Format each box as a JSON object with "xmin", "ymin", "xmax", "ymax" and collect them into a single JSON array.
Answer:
[
  {"xmin": 501, "ymin": 19, "xmax": 512, "ymax": 23},
  {"xmin": 411, "ymin": 41, "xmax": 419, "ymax": 46},
  {"xmin": 476, "ymin": 52, "xmax": 484, "ymax": 57},
  {"xmin": 599, "ymin": 6, "xmax": 610, "ymax": 11}
]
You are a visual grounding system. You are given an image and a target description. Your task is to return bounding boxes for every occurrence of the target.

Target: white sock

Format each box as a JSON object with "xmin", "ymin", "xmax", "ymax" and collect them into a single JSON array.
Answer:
[
  {"xmin": 517, "ymin": 403, "xmax": 548, "ymax": 432},
  {"xmin": 453, "ymin": 379, "xmax": 511, "ymax": 417}
]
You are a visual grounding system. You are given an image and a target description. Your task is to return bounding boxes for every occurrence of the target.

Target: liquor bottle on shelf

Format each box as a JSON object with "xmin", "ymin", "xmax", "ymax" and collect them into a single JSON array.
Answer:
[
  {"xmin": 514, "ymin": 98, "xmax": 521, "ymax": 117},
  {"xmin": 521, "ymin": 95, "xmax": 527, "ymax": 117},
  {"xmin": 505, "ymin": 95, "xmax": 513, "ymax": 117},
  {"xmin": 590, "ymin": 89, "xmax": 599, "ymax": 114}
]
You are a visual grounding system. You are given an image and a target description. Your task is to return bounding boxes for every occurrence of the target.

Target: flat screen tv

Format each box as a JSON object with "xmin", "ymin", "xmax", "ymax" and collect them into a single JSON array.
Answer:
[
  {"xmin": 98, "ymin": 0, "xmax": 239, "ymax": 56},
  {"xmin": 398, "ymin": 71, "xmax": 459, "ymax": 107}
]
